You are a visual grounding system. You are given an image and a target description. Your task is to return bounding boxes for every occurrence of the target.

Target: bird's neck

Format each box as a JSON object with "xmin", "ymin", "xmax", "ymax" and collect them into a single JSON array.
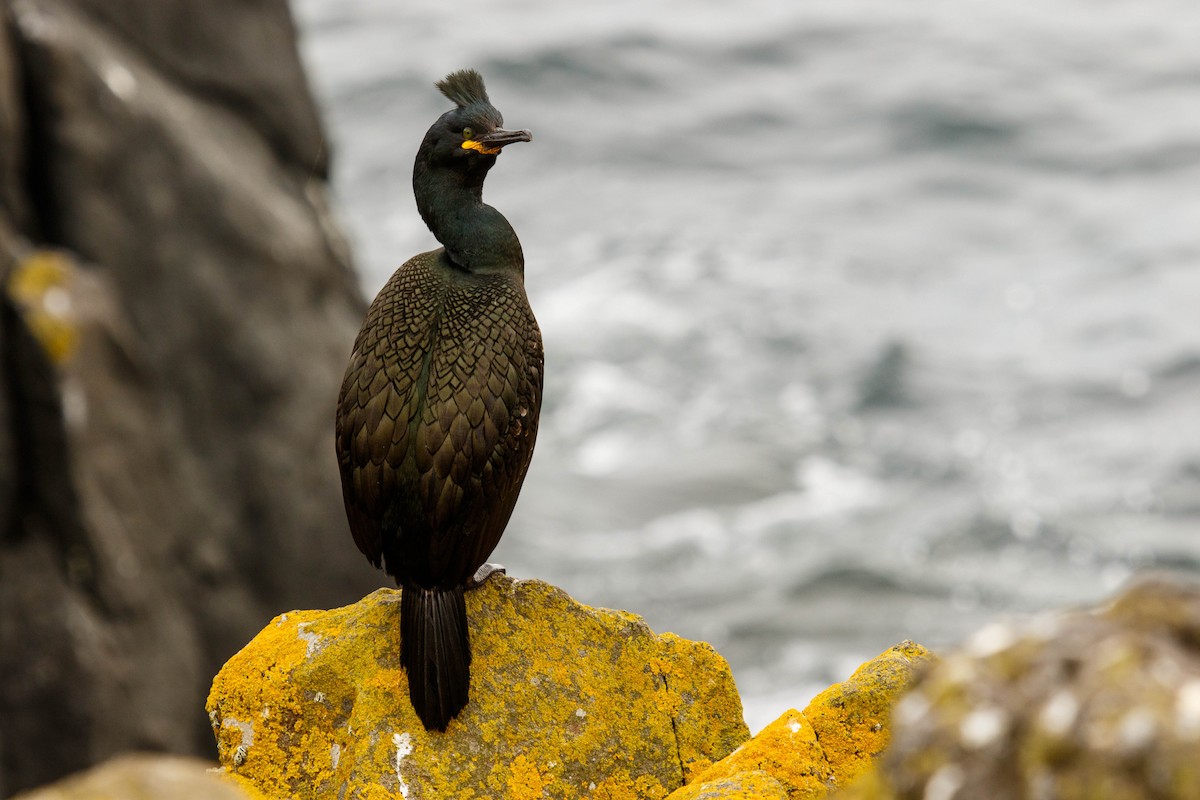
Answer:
[{"xmin": 413, "ymin": 164, "xmax": 524, "ymax": 275}]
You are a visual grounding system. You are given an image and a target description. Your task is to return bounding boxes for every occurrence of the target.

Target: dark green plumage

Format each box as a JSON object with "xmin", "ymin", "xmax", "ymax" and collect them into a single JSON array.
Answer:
[{"xmin": 335, "ymin": 70, "xmax": 540, "ymax": 731}]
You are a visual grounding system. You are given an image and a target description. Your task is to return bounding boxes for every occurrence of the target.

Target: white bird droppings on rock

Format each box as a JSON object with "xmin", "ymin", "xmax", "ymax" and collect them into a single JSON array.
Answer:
[
  {"xmin": 296, "ymin": 622, "xmax": 322, "ymax": 658},
  {"xmin": 393, "ymin": 732, "xmax": 413, "ymax": 798},
  {"xmin": 222, "ymin": 717, "xmax": 253, "ymax": 749}
]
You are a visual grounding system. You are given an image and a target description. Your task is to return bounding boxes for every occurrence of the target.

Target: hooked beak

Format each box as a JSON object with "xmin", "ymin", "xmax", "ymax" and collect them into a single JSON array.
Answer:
[{"xmin": 463, "ymin": 128, "xmax": 533, "ymax": 155}]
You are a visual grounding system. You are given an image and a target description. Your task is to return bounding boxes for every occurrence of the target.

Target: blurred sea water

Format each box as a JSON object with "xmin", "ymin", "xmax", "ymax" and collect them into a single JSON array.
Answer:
[{"xmin": 291, "ymin": 0, "xmax": 1200, "ymax": 731}]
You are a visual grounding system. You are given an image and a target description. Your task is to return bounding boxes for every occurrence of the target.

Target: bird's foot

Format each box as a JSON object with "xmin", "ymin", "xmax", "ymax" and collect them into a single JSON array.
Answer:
[{"xmin": 466, "ymin": 563, "xmax": 506, "ymax": 589}]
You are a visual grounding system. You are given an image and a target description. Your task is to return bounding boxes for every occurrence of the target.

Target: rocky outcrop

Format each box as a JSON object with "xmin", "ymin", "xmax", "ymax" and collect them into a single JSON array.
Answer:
[
  {"xmin": 0, "ymin": 0, "xmax": 377, "ymax": 793},
  {"xmin": 10, "ymin": 755, "xmax": 263, "ymax": 800},
  {"xmin": 668, "ymin": 771, "xmax": 789, "ymax": 800},
  {"xmin": 672, "ymin": 642, "xmax": 934, "ymax": 800},
  {"xmin": 841, "ymin": 574, "xmax": 1200, "ymax": 800},
  {"xmin": 207, "ymin": 575, "xmax": 750, "ymax": 799}
]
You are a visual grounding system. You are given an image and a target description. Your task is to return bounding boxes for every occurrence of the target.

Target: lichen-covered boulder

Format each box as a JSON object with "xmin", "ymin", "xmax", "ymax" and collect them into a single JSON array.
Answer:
[
  {"xmin": 841, "ymin": 574, "xmax": 1200, "ymax": 800},
  {"xmin": 11, "ymin": 754, "xmax": 265, "ymax": 800},
  {"xmin": 673, "ymin": 642, "xmax": 934, "ymax": 800},
  {"xmin": 677, "ymin": 709, "xmax": 827, "ymax": 799},
  {"xmin": 806, "ymin": 640, "xmax": 935, "ymax": 788},
  {"xmin": 667, "ymin": 770, "xmax": 788, "ymax": 800},
  {"xmin": 207, "ymin": 575, "xmax": 749, "ymax": 799}
]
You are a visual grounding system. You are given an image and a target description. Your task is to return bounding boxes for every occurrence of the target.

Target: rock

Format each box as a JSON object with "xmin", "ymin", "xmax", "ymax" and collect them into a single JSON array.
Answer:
[
  {"xmin": 11, "ymin": 754, "xmax": 264, "ymax": 800},
  {"xmin": 805, "ymin": 640, "xmax": 935, "ymax": 788},
  {"xmin": 63, "ymin": 0, "xmax": 327, "ymax": 172},
  {"xmin": 0, "ymin": 5, "xmax": 29, "ymax": 229},
  {"xmin": 667, "ymin": 771, "xmax": 789, "ymax": 800},
  {"xmin": 5, "ymin": 250, "xmax": 79, "ymax": 363},
  {"xmin": 0, "ymin": 248, "xmax": 95, "ymax": 793},
  {"xmin": 674, "ymin": 642, "xmax": 933, "ymax": 800},
  {"xmin": 1, "ymin": 0, "xmax": 24, "ymax": 556},
  {"xmin": 1, "ymin": 0, "xmax": 375, "ymax": 792},
  {"xmin": 844, "ymin": 574, "xmax": 1200, "ymax": 800},
  {"xmin": 677, "ymin": 709, "xmax": 827, "ymax": 799},
  {"xmin": 207, "ymin": 576, "xmax": 749, "ymax": 799}
]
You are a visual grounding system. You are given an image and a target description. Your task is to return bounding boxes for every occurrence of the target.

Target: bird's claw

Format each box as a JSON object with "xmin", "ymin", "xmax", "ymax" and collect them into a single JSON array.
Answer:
[{"xmin": 467, "ymin": 563, "xmax": 506, "ymax": 588}]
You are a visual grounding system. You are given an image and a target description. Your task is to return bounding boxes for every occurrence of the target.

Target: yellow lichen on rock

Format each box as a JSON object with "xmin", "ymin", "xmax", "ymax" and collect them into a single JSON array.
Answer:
[
  {"xmin": 507, "ymin": 754, "xmax": 555, "ymax": 799},
  {"xmin": 656, "ymin": 633, "xmax": 751, "ymax": 783},
  {"xmin": 679, "ymin": 709, "xmax": 829, "ymax": 799},
  {"xmin": 207, "ymin": 577, "xmax": 749, "ymax": 799},
  {"xmin": 845, "ymin": 576, "xmax": 1200, "ymax": 800},
  {"xmin": 206, "ymin": 607, "xmax": 340, "ymax": 798},
  {"xmin": 803, "ymin": 640, "xmax": 935, "ymax": 788},
  {"xmin": 218, "ymin": 771, "xmax": 275, "ymax": 800},
  {"xmin": 666, "ymin": 770, "xmax": 788, "ymax": 800},
  {"xmin": 5, "ymin": 249, "xmax": 79, "ymax": 364},
  {"xmin": 590, "ymin": 768, "xmax": 670, "ymax": 800},
  {"xmin": 674, "ymin": 642, "xmax": 933, "ymax": 800}
]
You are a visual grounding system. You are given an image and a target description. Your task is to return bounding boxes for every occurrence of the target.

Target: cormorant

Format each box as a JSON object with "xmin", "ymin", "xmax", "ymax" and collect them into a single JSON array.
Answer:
[{"xmin": 334, "ymin": 69, "xmax": 542, "ymax": 731}]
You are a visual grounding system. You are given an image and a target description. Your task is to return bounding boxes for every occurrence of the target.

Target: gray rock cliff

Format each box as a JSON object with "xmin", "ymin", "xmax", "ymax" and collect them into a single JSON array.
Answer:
[{"xmin": 0, "ymin": 1, "xmax": 378, "ymax": 793}]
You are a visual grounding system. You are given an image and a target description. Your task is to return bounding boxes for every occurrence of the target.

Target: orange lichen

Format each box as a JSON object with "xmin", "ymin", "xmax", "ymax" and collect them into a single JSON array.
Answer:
[
  {"xmin": 683, "ymin": 709, "xmax": 829, "ymax": 799},
  {"xmin": 592, "ymin": 770, "xmax": 642, "ymax": 800},
  {"xmin": 655, "ymin": 685, "xmax": 685, "ymax": 716},
  {"xmin": 218, "ymin": 771, "xmax": 273, "ymax": 800},
  {"xmin": 592, "ymin": 768, "xmax": 669, "ymax": 800},
  {"xmin": 803, "ymin": 640, "xmax": 934, "ymax": 789},
  {"xmin": 506, "ymin": 754, "xmax": 555, "ymax": 799},
  {"xmin": 207, "ymin": 579, "xmax": 748, "ymax": 799},
  {"xmin": 684, "ymin": 758, "xmax": 713, "ymax": 783},
  {"xmin": 675, "ymin": 642, "xmax": 934, "ymax": 800},
  {"xmin": 667, "ymin": 769, "xmax": 789, "ymax": 800},
  {"xmin": 207, "ymin": 603, "xmax": 388, "ymax": 797},
  {"xmin": 635, "ymin": 773, "xmax": 671, "ymax": 798},
  {"xmin": 655, "ymin": 633, "xmax": 751, "ymax": 781}
]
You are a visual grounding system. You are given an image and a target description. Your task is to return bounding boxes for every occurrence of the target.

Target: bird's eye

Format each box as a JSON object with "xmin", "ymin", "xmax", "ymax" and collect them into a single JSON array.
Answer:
[{"xmin": 462, "ymin": 127, "xmax": 474, "ymax": 140}]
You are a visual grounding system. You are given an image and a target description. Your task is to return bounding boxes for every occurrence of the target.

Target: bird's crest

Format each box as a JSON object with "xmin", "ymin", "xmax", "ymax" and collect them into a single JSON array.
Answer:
[{"xmin": 437, "ymin": 69, "xmax": 491, "ymax": 109}]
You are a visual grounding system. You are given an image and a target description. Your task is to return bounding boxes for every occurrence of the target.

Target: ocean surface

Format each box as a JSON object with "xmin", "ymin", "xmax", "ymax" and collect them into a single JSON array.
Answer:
[{"xmin": 291, "ymin": 0, "xmax": 1200, "ymax": 731}]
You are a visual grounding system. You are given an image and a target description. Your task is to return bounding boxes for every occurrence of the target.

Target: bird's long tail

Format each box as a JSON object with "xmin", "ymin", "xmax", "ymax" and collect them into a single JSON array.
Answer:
[{"xmin": 400, "ymin": 583, "xmax": 471, "ymax": 731}]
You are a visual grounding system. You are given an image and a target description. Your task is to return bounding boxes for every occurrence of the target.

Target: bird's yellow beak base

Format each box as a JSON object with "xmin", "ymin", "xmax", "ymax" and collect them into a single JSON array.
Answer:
[{"xmin": 462, "ymin": 140, "xmax": 502, "ymax": 155}]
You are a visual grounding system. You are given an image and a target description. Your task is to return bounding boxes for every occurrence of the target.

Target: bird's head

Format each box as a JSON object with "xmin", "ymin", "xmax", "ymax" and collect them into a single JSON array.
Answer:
[{"xmin": 418, "ymin": 69, "xmax": 532, "ymax": 175}]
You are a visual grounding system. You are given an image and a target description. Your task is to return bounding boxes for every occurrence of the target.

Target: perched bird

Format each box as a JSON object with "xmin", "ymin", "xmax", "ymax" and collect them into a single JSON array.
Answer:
[{"xmin": 335, "ymin": 69, "xmax": 542, "ymax": 731}]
